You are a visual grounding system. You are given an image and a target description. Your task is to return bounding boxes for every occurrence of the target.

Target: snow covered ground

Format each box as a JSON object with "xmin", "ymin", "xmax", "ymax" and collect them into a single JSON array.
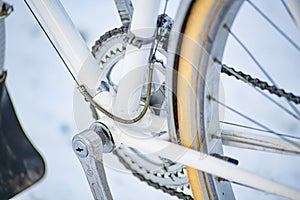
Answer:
[{"xmin": 3, "ymin": 0, "xmax": 300, "ymax": 200}]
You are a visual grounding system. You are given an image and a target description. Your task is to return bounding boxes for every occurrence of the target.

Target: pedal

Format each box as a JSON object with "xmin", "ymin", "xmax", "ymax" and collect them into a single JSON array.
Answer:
[{"xmin": 0, "ymin": 71, "xmax": 45, "ymax": 199}]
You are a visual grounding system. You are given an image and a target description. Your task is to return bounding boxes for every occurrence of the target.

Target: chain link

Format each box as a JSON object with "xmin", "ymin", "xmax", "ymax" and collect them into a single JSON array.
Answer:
[{"xmin": 217, "ymin": 60, "xmax": 300, "ymax": 104}]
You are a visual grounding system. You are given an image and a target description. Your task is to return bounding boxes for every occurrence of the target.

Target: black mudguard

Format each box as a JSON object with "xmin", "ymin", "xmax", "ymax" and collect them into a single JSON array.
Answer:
[{"xmin": 0, "ymin": 72, "xmax": 45, "ymax": 199}]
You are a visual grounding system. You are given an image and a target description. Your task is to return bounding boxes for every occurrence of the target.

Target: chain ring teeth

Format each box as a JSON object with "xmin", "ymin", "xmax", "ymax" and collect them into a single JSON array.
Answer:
[
  {"xmin": 115, "ymin": 146, "xmax": 190, "ymax": 186},
  {"xmin": 91, "ymin": 27, "xmax": 193, "ymax": 199},
  {"xmin": 114, "ymin": 149, "xmax": 193, "ymax": 200}
]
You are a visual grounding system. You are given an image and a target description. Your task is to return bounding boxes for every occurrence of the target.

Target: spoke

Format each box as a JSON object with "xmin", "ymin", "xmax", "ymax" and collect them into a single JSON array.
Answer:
[
  {"xmin": 220, "ymin": 129, "xmax": 300, "ymax": 155},
  {"xmin": 288, "ymin": 101, "xmax": 300, "ymax": 119},
  {"xmin": 223, "ymin": 24, "xmax": 275, "ymax": 85},
  {"xmin": 234, "ymin": 75, "xmax": 299, "ymax": 120},
  {"xmin": 220, "ymin": 121, "xmax": 275, "ymax": 133},
  {"xmin": 209, "ymin": 96, "xmax": 300, "ymax": 148},
  {"xmin": 281, "ymin": 0, "xmax": 297, "ymax": 24},
  {"xmin": 250, "ymin": 86, "xmax": 300, "ymax": 120},
  {"xmin": 223, "ymin": 25, "xmax": 300, "ymax": 118},
  {"xmin": 247, "ymin": 0, "xmax": 300, "ymax": 52}
]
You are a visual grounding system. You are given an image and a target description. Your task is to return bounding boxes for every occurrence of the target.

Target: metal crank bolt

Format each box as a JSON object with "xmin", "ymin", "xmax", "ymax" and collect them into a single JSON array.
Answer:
[{"xmin": 73, "ymin": 140, "xmax": 88, "ymax": 158}]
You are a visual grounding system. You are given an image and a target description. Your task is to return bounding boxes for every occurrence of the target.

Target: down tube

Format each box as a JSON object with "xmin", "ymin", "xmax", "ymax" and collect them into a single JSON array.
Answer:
[{"xmin": 30, "ymin": 0, "xmax": 101, "ymax": 90}]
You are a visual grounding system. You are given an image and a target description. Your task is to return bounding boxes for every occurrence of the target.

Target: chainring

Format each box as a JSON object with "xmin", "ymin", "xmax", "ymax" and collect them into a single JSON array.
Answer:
[{"xmin": 91, "ymin": 27, "xmax": 192, "ymax": 199}]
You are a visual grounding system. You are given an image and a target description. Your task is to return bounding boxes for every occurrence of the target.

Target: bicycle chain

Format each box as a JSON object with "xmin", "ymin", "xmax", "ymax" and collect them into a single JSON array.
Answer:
[
  {"xmin": 113, "ymin": 150, "xmax": 193, "ymax": 200},
  {"xmin": 218, "ymin": 61, "xmax": 300, "ymax": 104}
]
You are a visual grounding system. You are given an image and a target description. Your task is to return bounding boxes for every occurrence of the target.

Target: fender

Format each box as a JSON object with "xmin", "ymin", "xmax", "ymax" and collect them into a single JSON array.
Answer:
[{"xmin": 0, "ymin": 72, "xmax": 45, "ymax": 199}]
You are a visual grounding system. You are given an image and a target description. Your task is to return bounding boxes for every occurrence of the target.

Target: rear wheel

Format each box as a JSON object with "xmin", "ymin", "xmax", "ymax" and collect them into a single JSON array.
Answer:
[{"xmin": 168, "ymin": 0, "xmax": 300, "ymax": 199}]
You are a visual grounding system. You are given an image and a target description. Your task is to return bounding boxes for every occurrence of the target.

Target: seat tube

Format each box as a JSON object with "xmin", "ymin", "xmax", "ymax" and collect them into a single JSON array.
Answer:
[{"xmin": 113, "ymin": 0, "xmax": 162, "ymax": 118}]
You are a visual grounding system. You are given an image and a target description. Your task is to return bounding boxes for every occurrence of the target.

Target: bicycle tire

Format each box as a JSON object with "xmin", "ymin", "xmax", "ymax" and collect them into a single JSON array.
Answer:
[{"xmin": 167, "ymin": 0, "xmax": 244, "ymax": 199}]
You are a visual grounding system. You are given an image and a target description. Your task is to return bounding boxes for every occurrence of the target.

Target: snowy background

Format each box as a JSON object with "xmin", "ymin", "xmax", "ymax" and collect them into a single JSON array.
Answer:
[{"xmin": 3, "ymin": 0, "xmax": 299, "ymax": 199}]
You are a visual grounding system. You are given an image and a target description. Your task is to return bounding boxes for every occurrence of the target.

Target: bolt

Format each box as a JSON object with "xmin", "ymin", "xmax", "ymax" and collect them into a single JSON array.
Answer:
[{"xmin": 73, "ymin": 140, "xmax": 88, "ymax": 158}]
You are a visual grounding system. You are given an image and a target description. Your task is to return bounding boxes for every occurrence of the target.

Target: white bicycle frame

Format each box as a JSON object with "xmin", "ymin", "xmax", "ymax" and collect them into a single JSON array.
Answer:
[{"xmin": 29, "ymin": 0, "xmax": 300, "ymax": 199}]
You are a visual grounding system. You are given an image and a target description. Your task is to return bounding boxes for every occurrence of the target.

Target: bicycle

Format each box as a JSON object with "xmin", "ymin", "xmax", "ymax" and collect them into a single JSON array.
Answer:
[{"xmin": 1, "ymin": 0, "xmax": 300, "ymax": 199}]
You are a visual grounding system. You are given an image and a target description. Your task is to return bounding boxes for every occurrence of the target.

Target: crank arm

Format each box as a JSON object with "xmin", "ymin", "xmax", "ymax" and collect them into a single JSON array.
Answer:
[{"xmin": 72, "ymin": 124, "xmax": 114, "ymax": 200}]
